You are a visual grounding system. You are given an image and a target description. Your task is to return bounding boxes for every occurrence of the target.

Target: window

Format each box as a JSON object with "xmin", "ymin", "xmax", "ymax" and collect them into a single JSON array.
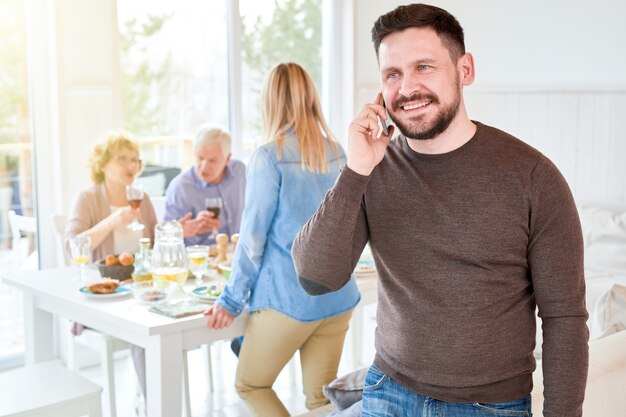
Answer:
[
  {"xmin": 239, "ymin": 0, "xmax": 323, "ymax": 154},
  {"xmin": 118, "ymin": 0, "xmax": 325, "ymax": 182},
  {"xmin": 0, "ymin": 0, "xmax": 37, "ymax": 367},
  {"xmin": 118, "ymin": 0, "xmax": 230, "ymax": 189}
]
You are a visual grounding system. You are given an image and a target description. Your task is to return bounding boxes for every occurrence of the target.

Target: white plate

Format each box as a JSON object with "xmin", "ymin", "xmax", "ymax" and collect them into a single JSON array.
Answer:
[
  {"xmin": 190, "ymin": 286, "xmax": 220, "ymax": 303},
  {"xmin": 79, "ymin": 285, "xmax": 131, "ymax": 299}
]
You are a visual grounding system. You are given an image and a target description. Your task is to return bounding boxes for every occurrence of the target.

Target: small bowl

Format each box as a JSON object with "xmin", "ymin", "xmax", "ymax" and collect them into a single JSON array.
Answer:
[
  {"xmin": 218, "ymin": 261, "xmax": 232, "ymax": 280},
  {"xmin": 97, "ymin": 259, "xmax": 134, "ymax": 281},
  {"xmin": 132, "ymin": 282, "xmax": 170, "ymax": 305}
]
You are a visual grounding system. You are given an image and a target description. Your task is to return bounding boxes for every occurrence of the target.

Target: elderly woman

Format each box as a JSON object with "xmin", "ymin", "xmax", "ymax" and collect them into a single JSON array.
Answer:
[
  {"xmin": 65, "ymin": 130, "xmax": 157, "ymax": 401},
  {"xmin": 65, "ymin": 131, "xmax": 156, "ymax": 258}
]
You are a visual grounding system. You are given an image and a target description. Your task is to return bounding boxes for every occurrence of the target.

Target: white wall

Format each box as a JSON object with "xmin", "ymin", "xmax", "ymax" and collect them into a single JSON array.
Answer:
[
  {"xmin": 355, "ymin": 0, "xmax": 626, "ymax": 90},
  {"xmin": 353, "ymin": 0, "xmax": 626, "ymax": 203}
]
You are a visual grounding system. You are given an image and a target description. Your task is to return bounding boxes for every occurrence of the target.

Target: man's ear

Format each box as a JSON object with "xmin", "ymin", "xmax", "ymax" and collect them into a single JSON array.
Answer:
[
  {"xmin": 225, "ymin": 153, "xmax": 232, "ymax": 165},
  {"xmin": 459, "ymin": 52, "xmax": 475, "ymax": 86}
]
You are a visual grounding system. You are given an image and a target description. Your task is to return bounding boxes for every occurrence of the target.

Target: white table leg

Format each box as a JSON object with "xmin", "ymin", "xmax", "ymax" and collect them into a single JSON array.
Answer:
[
  {"xmin": 88, "ymin": 391, "xmax": 103, "ymax": 417},
  {"xmin": 146, "ymin": 333, "xmax": 184, "ymax": 417},
  {"xmin": 23, "ymin": 293, "xmax": 54, "ymax": 365}
]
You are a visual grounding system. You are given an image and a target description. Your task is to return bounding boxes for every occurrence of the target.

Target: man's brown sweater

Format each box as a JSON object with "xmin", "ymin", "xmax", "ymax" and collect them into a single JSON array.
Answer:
[{"xmin": 293, "ymin": 122, "xmax": 588, "ymax": 417}]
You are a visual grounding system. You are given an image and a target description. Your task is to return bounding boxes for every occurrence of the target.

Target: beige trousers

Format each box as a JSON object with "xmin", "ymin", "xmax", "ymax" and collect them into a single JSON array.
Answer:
[{"xmin": 235, "ymin": 308, "xmax": 353, "ymax": 417}]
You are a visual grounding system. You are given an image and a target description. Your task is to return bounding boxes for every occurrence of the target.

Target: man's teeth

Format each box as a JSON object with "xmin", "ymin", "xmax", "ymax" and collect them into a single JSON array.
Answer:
[{"xmin": 403, "ymin": 101, "xmax": 430, "ymax": 110}]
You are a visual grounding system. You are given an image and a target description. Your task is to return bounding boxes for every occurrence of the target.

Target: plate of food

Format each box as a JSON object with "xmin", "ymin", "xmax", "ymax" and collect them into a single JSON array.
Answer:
[
  {"xmin": 80, "ymin": 280, "xmax": 132, "ymax": 299},
  {"xmin": 190, "ymin": 285, "xmax": 222, "ymax": 303}
]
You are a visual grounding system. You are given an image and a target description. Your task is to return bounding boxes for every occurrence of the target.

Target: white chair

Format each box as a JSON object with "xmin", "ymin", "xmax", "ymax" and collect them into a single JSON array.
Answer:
[
  {"xmin": 150, "ymin": 195, "xmax": 166, "ymax": 221},
  {"xmin": 0, "ymin": 361, "xmax": 102, "ymax": 417},
  {"xmin": 51, "ymin": 213, "xmax": 129, "ymax": 417},
  {"xmin": 51, "ymin": 213, "xmax": 70, "ymax": 267},
  {"xmin": 7, "ymin": 210, "xmax": 38, "ymax": 342},
  {"xmin": 7, "ymin": 209, "xmax": 38, "ymax": 270}
]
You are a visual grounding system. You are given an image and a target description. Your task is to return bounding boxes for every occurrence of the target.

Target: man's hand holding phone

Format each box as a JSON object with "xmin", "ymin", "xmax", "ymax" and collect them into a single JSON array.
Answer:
[
  {"xmin": 377, "ymin": 95, "xmax": 390, "ymax": 137},
  {"xmin": 347, "ymin": 93, "xmax": 394, "ymax": 176}
]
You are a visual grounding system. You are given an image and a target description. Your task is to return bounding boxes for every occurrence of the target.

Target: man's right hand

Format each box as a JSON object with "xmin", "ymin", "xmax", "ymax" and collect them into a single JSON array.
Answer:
[
  {"xmin": 347, "ymin": 92, "xmax": 394, "ymax": 176},
  {"xmin": 179, "ymin": 212, "xmax": 206, "ymax": 238},
  {"xmin": 196, "ymin": 210, "xmax": 221, "ymax": 232}
]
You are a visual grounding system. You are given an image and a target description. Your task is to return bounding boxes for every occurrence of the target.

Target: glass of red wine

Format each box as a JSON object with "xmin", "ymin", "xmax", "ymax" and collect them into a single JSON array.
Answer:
[
  {"xmin": 205, "ymin": 196, "xmax": 223, "ymax": 239},
  {"xmin": 126, "ymin": 184, "xmax": 145, "ymax": 231}
]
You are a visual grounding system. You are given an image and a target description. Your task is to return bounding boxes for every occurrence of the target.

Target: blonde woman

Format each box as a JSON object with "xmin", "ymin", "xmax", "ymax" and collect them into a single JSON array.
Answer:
[
  {"xmin": 65, "ymin": 131, "xmax": 156, "ymax": 259},
  {"xmin": 206, "ymin": 62, "xmax": 360, "ymax": 416},
  {"xmin": 65, "ymin": 130, "xmax": 156, "ymax": 400}
]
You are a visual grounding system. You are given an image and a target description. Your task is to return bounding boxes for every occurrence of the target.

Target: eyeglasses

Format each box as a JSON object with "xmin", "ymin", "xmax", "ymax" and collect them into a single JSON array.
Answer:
[{"xmin": 113, "ymin": 155, "xmax": 142, "ymax": 167}]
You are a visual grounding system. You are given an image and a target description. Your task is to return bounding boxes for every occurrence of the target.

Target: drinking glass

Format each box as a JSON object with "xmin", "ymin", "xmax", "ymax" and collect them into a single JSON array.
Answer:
[
  {"xmin": 69, "ymin": 236, "xmax": 91, "ymax": 282},
  {"xmin": 205, "ymin": 196, "xmax": 223, "ymax": 239},
  {"xmin": 126, "ymin": 184, "xmax": 145, "ymax": 231},
  {"xmin": 187, "ymin": 245, "xmax": 209, "ymax": 287}
]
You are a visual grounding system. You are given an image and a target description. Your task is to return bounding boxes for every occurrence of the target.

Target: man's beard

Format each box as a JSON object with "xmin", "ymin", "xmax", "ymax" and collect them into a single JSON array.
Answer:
[{"xmin": 389, "ymin": 84, "xmax": 461, "ymax": 141}]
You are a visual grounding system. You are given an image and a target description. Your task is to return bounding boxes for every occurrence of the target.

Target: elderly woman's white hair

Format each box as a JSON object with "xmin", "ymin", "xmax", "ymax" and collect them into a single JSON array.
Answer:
[{"xmin": 193, "ymin": 124, "xmax": 232, "ymax": 155}]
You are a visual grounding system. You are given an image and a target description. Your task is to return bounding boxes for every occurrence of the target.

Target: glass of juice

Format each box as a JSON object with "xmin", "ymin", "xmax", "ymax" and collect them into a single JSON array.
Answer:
[
  {"xmin": 187, "ymin": 245, "xmax": 209, "ymax": 287},
  {"xmin": 69, "ymin": 236, "xmax": 91, "ymax": 281}
]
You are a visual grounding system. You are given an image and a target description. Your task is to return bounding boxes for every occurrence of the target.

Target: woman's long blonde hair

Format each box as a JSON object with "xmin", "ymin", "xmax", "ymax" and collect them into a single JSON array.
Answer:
[{"xmin": 261, "ymin": 62, "xmax": 338, "ymax": 173}]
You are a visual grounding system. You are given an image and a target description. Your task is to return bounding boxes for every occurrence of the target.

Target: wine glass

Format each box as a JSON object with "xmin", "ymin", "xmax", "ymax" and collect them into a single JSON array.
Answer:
[
  {"xmin": 205, "ymin": 197, "xmax": 223, "ymax": 239},
  {"xmin": 126, "ymin": 184, "xmax": 145, "ymax": 231},
  {"xmin": 69, "ymin": 236, "xmax": 91, "ymax": 282},
  {"xmin": 187, "ymin": 245, "xmax": 209, "ymax": 287}
]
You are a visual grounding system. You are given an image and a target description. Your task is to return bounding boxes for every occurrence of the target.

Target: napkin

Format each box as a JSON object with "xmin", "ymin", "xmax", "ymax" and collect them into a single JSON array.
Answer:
[{"xmin": 149, "ymin": 300, "xmax": 207, "ymax": 318}]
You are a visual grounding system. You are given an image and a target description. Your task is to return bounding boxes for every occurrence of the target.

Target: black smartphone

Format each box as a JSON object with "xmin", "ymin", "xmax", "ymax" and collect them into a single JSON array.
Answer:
[{"xmin": 377, "ymin": 96, "xmax": 390, "ymax": 136}]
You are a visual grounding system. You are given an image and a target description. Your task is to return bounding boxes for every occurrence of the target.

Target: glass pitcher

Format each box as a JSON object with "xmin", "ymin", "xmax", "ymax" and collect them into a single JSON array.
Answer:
[{"xmin": 151, "ymin": 221, "xmax": 188, "ymax": 289}]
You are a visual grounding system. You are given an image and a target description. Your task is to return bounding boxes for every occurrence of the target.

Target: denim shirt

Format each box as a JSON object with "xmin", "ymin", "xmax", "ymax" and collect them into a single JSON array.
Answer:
[
  {"xmin": 217, "ymin": 135, "xmax": 360, "ymax": 321},
  {"xmin": 164, "ymin": 161, "xmax": 246, "ymax": 245}
]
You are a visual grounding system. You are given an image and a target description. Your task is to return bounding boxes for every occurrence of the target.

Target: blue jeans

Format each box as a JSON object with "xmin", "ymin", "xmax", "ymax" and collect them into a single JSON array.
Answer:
[{"xmin": 362, "ymin": 364, "xmax": 532, "ymax": 417}]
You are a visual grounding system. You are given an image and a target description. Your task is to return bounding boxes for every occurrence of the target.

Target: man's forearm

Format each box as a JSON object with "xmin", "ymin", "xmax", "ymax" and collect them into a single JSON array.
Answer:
[{"xmin": 541, "ymin": 316, "xmax": 589, "ymax": 417}]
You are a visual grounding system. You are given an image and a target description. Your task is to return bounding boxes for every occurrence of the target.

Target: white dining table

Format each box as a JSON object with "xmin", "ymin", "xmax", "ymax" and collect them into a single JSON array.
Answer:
[{"xmin": 4, "ymin": 266, "xmax": 377, "ymax": 417}]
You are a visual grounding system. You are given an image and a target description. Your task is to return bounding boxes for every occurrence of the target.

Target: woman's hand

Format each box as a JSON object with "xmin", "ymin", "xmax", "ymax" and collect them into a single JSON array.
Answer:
[
  {"xmin": 347, "ymin": 92, "xmax": 394, "ymax": 176},
  {"xmin": 204, "ymin": 304, "xmax": 235, "ymax": 329},
  {"xmin": 109, "ymin": 206, "xmax": 139, "ymax": 227}
]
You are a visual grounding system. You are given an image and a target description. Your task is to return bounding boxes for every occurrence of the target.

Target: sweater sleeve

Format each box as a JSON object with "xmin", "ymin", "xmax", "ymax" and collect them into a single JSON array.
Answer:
[
  {"xmin": 528, "ymin": 158, "xmax": 589, "ymax": 417},
  {"xmin": 292, "ymin": 165, "xmax": 371, "ymax": 294}
]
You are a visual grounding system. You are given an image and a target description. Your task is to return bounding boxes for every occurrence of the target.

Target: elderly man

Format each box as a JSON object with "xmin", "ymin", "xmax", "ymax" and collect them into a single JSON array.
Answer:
[{"xmin": 165, "ymin": 125, "xmax": 245, "ymax": 245}]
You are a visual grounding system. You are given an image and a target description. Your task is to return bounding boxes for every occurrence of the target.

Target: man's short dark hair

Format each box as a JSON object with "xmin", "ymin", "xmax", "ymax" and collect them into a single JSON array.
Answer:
[{"xmin": 372, "ymin": 3, "xmax": 465, "ymax": 62}]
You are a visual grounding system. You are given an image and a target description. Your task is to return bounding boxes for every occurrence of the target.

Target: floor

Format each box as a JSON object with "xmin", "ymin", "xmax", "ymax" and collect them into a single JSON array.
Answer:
[{"xmin": 79, "ymin": 304, "xmax": 377, "ymax": 417}]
